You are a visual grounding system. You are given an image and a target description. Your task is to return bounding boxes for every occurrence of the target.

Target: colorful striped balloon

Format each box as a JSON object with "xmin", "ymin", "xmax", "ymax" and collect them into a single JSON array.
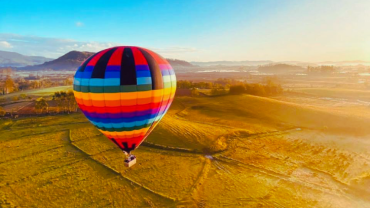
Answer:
[{"xmin": 73, "ymin": 46, "xmax": 176, "ymax": 154}]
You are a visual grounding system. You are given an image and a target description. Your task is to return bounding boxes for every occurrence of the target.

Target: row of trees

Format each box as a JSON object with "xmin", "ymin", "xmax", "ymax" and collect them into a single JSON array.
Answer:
[
  {"xmin": 178, "ymin": 78, "xmax": 244, "ymax": 90},
  {"xmin": 179, "ymin": 78, "xmax": 283, "ymax": 97},
  {"xmin": 178, "ymin": 80, "xmax": 215, "ymax": 89},
  {"xmin": 17, "ymin": 78, "xmax": 72, "ymax": 90},
  {"xmin": 1, "ymin": 76, "xmax": 73, "ymax": 95},
  {"xmin": 0, "ymin": 90, "xmax": 78, "ymax": 116},
  {"xmin": 11, "ymin": 94, "xmax": 31, "ymax": 102},
  {"xmin": 229, "ymin": 80, "xmax": 283, "ymax": 96},
  {"xmin": 34, "ymin": 90, "xmax": 78, "ymax": 114},
  {"xmin": 0, "ymin": 106, "xmax": 20, "ymax": 117},
  {"xmin": 0, "ymin": 67, "xmax": 13, "ymax": 77},
  {"xmin": 52, "ymin": 90, "xmax": 78, "ymax": 113},
  {"xmin": 307, "ymin": 65, "xmax": 336, "ymax": 73}
]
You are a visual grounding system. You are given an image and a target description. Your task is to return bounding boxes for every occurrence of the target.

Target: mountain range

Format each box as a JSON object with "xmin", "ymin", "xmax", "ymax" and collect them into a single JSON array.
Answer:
[
  {"xmin": 1, "ymin": 51, "xmax": 195, "ymax": 71},
  {"xmin": 0, "ymin": 50, "xmax": 53, "ymax": 67},
  {"xmin": 19, "ymin": 51, "xmax": 94, "ymax": 71},
  {"xmin": 1, "ymin": 50, "xmax": 369, "ymax": 71}
]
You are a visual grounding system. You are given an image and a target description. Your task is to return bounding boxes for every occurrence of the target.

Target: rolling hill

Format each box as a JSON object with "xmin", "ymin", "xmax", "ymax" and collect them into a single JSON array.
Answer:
[{"xmin": 2, "ymin": 90, "xmax": 370, "ymax": 207}]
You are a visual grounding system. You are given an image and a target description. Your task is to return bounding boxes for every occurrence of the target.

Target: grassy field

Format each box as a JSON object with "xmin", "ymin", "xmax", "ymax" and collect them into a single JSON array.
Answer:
[
  {"xmin": 1, "ymin": 86, "xmax": 72, "ymax": 99},
  {"xmin": 2, "ymin": 87, "xmax": 370, "ymax": 207}
]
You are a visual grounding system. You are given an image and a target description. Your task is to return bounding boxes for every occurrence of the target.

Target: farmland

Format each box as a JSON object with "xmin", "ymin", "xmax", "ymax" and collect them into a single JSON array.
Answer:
[{"xmin": 2, "ymin": 86, "xmax": 370, "ymax": 207}]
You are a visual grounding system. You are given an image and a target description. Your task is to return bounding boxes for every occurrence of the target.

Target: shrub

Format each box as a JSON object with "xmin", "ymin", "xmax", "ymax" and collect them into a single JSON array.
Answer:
[
  {"xmin": 12, "ymin": 96, "xmax": 19, "ymax": 101},
  {"xmin": 20, "ymin": 94, "xmax": 27, "ymax": 99}
]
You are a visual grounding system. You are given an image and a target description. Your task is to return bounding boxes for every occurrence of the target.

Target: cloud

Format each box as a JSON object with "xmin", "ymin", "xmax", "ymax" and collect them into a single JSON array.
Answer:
[
  {"xmin": 75, "ymin": 21, "xmax": 84, "ymax": 27},
  {"xmin": 0, "ymin": 41, "xmax": 13, "ymax": 49},
  {"xmin": 0, "ymin": 33, "xmax": 120, "ymax": 58},
  {"xmin": 0, "ymin": 33, "xmax": 199, "ymax": 59}
]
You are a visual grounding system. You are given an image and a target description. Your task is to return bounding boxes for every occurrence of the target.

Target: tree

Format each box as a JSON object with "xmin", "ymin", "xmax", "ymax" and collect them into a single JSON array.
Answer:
[
  {"xmin": 10, "ymin": 108, "xmax": 16, "ymax": 117},
  {"xmin": 229, "ymin": 85, "xmax": 246, "ymax": 94},
  {"xmin": 0, "ymin": 106, "xmax": 5, "ymax": 117},
  {"xmin": 31, "ymin": 81, "xmax": 41, "ymax": 89},
  {"xmin": 53, "ymin": 90, "xmax": 77, "ymax": 113},
  {"xmin": 64, "ymin": 78, "xmax": 73, "ymax": 85},
  {"xmin": 249, "ymin": 84, "xmax": 266, "ymax": 96},
  {"xmin": 18, "ymin": 79, "xmax": 31, "ymax": 91},
  {"xmin": 66, "ymin": 90, "xmax": 78, "ymax": 112},
  {"xmin": 191, "ymin": 88, "xmax": 200, "ymax": 97},
  {"xmin": 0, "ymin": 97, "xmax": 6, "ymax": 103},
  {"xmin": 53, "ymin": 91, "xmax": 64, "ymax": 113},
  {"xmin": 35, "ymin": 98, "xmax": 49, "ymax": 114},
  {"xmin": 4, "ymin": 76, "xmax": 15, "ymax": 94},
  {"xmin": 265, "ymin": 79, "xmax": 283, "ymax": 95},
  {"xmin": 53, "ymin": 91, "xmax": 68, "ymax": 112}
]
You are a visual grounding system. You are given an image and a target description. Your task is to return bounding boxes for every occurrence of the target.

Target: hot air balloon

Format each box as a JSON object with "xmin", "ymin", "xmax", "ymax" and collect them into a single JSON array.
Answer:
[{"xmin": 73, "ymin": 46, "xmax": 176, "ymax": 167}]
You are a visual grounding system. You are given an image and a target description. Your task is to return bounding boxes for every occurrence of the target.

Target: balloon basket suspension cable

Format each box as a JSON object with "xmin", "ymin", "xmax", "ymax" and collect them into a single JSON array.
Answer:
[{"xmin": 124, "ymin": 151, "xmax": 136, "ymax": 168}]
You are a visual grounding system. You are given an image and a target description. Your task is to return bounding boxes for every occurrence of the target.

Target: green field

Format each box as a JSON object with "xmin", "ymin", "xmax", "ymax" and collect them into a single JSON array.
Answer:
[{"xmin": 2, "ymin": 88, "xmax": 370, "ymax": 207}]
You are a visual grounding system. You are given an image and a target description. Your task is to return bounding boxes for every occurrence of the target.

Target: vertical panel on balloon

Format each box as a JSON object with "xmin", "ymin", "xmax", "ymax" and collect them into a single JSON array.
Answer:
[
  {"xmin": 159, "ymin": 65, "xmax": 176, "ymax": 122},
  {"xmin": 154, "ymin": 64, "xmax": 172, "ymax": 122},
  {"xmin": 132, "ymin": 47, "xmax": 154, "ymax": 142},
  {"xmin": 121, "ymin": 88, "xmax": 139, "ymax": 141},
  {"xmin": 105, "ymin": 47, "xmax": 124, "ymax": 140},
  {"xmin": 91, "ymin": 48, "xmax": 117, "ymax": 78},
  {"xmin": 137, "ymin": 48, "xmax": 167, "ymax": 140},
  {"xmin": 138, "ymin": 48, "xmax": 163, "ymax": 90}
]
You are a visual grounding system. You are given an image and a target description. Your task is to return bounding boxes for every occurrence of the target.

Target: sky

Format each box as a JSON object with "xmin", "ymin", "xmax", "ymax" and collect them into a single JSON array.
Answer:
[{"xmin": 0, "ymin": 0, "xmax": 369, "ymax": 62}]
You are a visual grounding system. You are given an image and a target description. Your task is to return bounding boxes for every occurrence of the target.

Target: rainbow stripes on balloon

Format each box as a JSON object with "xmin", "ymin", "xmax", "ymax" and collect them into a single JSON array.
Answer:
[{"xmin": 73, "ymin": 46, "xmax": 176, "ymax": 153}]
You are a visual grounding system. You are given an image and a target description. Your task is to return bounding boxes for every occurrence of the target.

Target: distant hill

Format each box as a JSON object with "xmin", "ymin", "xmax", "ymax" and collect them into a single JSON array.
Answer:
[
  {"xmin": 19, "ymin": 51, "xmax": 94, "ymax": 71},
  {"xmin": 0, "ymin": 50, "xmax": 53, "ymax": 67},
  {"xmin": 192, "ymin": 60, "xmax": 370, "ymax": 67},
  {"xmin": 317, "ymin": 60, "xmax": 370, "ymax": 66},
  {"xmin": 19, "ymin": 51, "xmax": 194, "ymax": 71},
  {"xmin": 167, "ymin": 59, "xmax": 195, "ymax": 67},
  {"xmin": 191, "ymin": 60, "xmax": 273, "ymax": 66},
  {"xmin": 258, "ymin": 64, "xmax": 305, "ymax": 74}
]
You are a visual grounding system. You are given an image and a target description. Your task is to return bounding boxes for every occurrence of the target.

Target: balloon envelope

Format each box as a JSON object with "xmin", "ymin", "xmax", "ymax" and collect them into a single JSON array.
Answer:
[{"xmin": 73, "ymin": 46, "xmax": 176, "ymax": 153}]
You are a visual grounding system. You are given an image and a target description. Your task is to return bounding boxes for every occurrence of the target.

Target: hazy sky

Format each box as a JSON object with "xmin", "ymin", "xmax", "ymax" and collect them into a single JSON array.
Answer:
[{"xmin": 0, "ymin": 0, "xmax": 369, "ymax": 62}]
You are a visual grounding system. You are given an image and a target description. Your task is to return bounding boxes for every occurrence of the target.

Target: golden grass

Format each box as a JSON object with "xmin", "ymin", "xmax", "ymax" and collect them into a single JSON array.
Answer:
[
  {"xmin": 294, "ymin": 88, "xmax": 370, "ymax": 100},
  {"xmin": 2, "ymin": 88, "xmax": 370, "ymax": 207}
]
